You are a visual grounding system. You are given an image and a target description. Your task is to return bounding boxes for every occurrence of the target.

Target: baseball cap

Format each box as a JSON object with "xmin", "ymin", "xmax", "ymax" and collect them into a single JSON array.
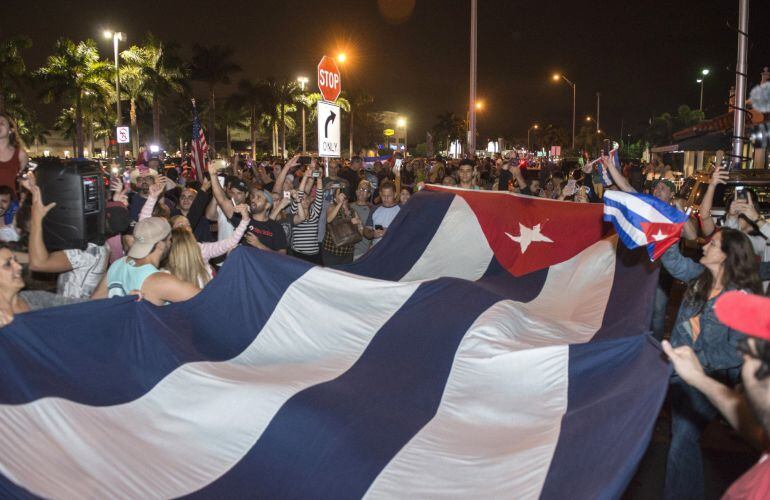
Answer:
[
  {"xmin": 654, "ymin": 178, "xmax": 677, "ymax": 193},
  {"xmin": 714, "ymin": 291, "xmax": 770, "ymax": 341},
  {"xmin": 128, "ymin": 217, "xmax": 171, "ymax": 259},
  {"xmin": 231, "ymin": 178, "xmax": 249, "ymax": 193}
]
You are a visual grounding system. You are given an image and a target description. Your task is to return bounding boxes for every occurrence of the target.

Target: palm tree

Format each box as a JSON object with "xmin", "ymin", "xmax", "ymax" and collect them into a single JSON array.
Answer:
[
  {"xmin": 275, "ymin": 78, "xmax": 301, "ymax": 158},
  {"xmin": 118, "ymin": 51, "xmax": 151, "ymax": 158},
  {"xmin": 432, "ymin": 112, "xmax": 465, "ymax": 151},
  {"xmin": 342, "ymin": 88, "xmax": 374, "ymax": 158},
  {"xmin": 218, "ymin": 96, "xmax": 249, "ymax": 156},
  {"xmin": 234, "ymin": 79, "xmax": 269, "ymax": 159},
  {"xmin": 54, "ymin": 107, "xmax": 77, "ymax": 154},
  {"xmin": 123, "ymin": 35, "xmax": 188, "ymax": 145},
  {"xmin": 191, "ymin": 44, "xmax": 241, "ymax": 157},
  {"xmin": 36, "ymin": 38, "xmax": 111, "ymax": 157},
  {"xmin": 259, "ymin": 78, "xmax": 282, "ymax": 156},
  {"xmin": 0, "ymin": 36, "xmax": 31, "ymax": 114},
  {"xmin": 294, "ymin": 92, "xmax": 350, "ymax": 154},
  {"xmin": 15, "ymin": 112, "xmax": 49, "ymax": 155}
]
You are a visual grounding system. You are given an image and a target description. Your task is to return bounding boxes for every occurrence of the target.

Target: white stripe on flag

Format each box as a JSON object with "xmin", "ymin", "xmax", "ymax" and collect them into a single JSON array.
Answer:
[
  {"xmin": 603, "ymin": 190, "xmax": 672, "ymax": 224},
  {"xmin": 400, "ymin": 195, "xmax": 494, "ymax": 282},
  {"xmin": 0, "ymin": 268, "xmax": 420, "ymax": 499},
  {"xmin": 604, "ymin": 205, "xmax": 648, "ymax": 246},
  {"xmin": 364, "ymin": 237, "xmax": 618, "ymax": 499}
]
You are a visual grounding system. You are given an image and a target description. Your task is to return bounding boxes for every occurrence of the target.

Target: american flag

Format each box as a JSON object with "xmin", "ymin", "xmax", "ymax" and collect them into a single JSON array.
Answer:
[{"xmin": 191, "ymin": 99, "xmax": 208, "ymax": 180}]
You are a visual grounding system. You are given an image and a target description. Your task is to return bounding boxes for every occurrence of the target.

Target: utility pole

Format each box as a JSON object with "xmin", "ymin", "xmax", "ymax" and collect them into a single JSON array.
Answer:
[
  {"xmin": 468, "ymin": 0, "xmax": 477, "ymax": 157},
  {"xmin": 731, "ymin": 0, "xmax": 749, "ymax": 169},
  {"xmin": 596, "ymin": 92, "xmax": 601, "ymax": 132}
]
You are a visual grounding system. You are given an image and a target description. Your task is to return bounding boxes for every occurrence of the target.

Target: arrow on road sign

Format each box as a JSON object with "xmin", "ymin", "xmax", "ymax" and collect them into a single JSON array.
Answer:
[{"xmin": 324, "ymin": 110, "xmax": 336, "ymax": 138}]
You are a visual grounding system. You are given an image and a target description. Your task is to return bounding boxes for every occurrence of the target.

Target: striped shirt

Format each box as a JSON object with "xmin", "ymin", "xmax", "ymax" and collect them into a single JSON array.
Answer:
[{"xmin": 290, "ymin": 189, "xmax": 323, "ymax": 255}]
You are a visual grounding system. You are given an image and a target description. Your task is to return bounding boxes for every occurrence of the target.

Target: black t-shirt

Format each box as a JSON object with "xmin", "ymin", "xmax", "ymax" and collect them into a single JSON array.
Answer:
[
  {"xmin": 499, "ymin": 170, "xmax": 513, "ymax": 191},
  {"xmin": 230, "ymin": 214, "xmax": 288, "ymax": 251}
]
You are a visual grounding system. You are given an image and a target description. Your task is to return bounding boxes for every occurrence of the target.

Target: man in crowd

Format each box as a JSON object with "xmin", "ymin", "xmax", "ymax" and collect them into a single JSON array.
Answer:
[
  {"xmin": 232, "ymin": 186, "xmax": 288, "ymax": 254},
  {"xmin": 457, "ymin": 159, "xmax": 481, "ymax": 190},
  {"xmin": 206, "ymin": 164, "xmax": 249, "ymax": 242},
  {"xmin": 97, "ymin": 217, "xmax": 200, "ymax": 305},
  {"xmin": 364, "ymin": 181, "xmax": 400, "ymax": 246},
  {"xmin": 172, "ymin": 185, "xmax": 212, "ymax": 242},
  {"xmin": 128, "ymin": 167, "xmax": 159, "ymax": 222}
]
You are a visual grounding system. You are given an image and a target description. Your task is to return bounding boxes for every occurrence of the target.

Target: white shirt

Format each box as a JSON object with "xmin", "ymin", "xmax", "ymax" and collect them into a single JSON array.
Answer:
[
  {"xmin": 217, "ymin": 206, "xmax": 234, "ymax": 242},
  {"xmin": 58, "ymin": 243, "xmax": 110, "ymax": 299}
]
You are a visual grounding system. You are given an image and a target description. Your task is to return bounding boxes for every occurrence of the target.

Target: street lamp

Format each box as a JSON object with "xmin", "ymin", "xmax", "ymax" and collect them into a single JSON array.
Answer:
[
  {"xmin": 585, "ymin": 116, "xmax": 592, "ymax": 122},
  {"xmin": 337, "ymin": 53, "xmax": 347, "ymax": 63},
  {"xmin": 697, "ymin": 68, "xmax": 710, "ymax": 112},
  {"xmin": 104, "ymin": 30, "xmax": 125, "ymax": 163},
  {"xmin": 397, "ymin": 117, "xmax": 407, "ymax": 156},
  {"xmin": 297, "ymin": 76, "xmax": 309, "ymax": 152},
  {"xmin": 527, "ymin": 124, "xmax": 539, "ymax": 151},
  {"xmin": 552, "ymin": 73, "xmax": 576, "ymax": 150}
]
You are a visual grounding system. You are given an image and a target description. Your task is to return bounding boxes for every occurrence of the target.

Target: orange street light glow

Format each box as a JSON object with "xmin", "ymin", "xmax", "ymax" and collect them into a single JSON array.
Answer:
[{"xmin": 337, "ymin": 53, "xmax": 347, "ymax": 63}]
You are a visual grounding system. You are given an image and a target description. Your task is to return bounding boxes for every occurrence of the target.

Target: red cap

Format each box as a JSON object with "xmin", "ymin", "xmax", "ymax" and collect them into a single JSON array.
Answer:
[{"xmin": 714, "ymin": 291, "xmax": 770, "ymax": 341}]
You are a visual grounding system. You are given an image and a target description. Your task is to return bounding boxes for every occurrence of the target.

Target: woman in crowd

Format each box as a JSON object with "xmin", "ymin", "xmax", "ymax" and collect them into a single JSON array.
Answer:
[
  {"xmin": 0, "ymin": 113, "xmax": 28, "ymax": 197},
  {"xmin": 140, "ymin": 183, "xmax": 250, "ymax": 287},
  {"xmin": 321, "ymin": 188, "xmax": 361, "ymax": 265},
  {"xmin": 661, "ymin": 228, "xmax": 763, "ymax": 499},
  {"xmin": 289, "ymin": 165, "xmax": 323, "ymax": 264},
  {"xmin": 0, "ymin": 243, "xmax": 85, "ymax": 327},
  {"xmin": 399, "ymin": 186, "xmax": 412, "ymax": 206}
]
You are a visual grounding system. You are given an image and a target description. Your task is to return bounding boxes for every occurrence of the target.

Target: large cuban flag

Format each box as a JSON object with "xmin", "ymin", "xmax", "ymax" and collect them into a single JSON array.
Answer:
[{"xmin": 0, "ymin": 186, "xmax": 669, "ymax": 499}]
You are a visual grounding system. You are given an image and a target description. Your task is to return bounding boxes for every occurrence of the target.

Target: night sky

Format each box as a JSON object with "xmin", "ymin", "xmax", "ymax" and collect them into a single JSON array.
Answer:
[{"xmin": 4, "ymin": 0, "xmax": 770, "ymax": 145}]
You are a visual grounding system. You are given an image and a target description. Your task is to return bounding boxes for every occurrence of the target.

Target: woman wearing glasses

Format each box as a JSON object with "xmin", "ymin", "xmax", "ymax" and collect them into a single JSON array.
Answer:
[
  {"xmin": 350, "ymin": 180, "xmax": 373, "ymax": 261},
  {"xmin": 659, "ymin": 228, "xmax": 763, "ymax": 499}
]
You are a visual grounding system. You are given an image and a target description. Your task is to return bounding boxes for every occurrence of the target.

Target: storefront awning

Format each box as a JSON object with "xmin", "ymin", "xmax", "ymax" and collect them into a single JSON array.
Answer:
[{"xmin": 651, "ymin": 131, "xmax": 732, "ymax": 154}]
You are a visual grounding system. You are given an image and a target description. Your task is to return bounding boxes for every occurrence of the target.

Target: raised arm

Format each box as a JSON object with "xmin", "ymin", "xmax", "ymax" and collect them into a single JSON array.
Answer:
[
  {"xmin": 662, "ymin": 341, "xmax": 769, "ymax": 449},
  {"xmin": 272, "ymin": 155, "xmax": 299, "ymax": 196},
  {"xmin": 603, "ymin": 152, "xmax": 636, "ymax": 193},
  {"xmin": 199, "ymin": 204, "xmax": 250, "ymax": 260},
  {"xmin": 27, "ymin": 184, "xmax": 72, "ymax": 273},
  {"xmin": 660, "ymin": 244, "xmax": 704, "ymax": 282},
  {"xmin": 699, "ymin": 165, "xmax": 727, "ymax": 237},
  {"xmin": 139, "ymin": 182, "xmax": 165, "ymax": 221},
  {"xmin": 207, "ymin": 162, "xmax": 235, "ymax": 219}
]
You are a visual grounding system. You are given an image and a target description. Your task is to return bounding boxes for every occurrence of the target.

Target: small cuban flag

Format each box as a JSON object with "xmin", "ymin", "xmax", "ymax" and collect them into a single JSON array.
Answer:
[{"xmin": 603, "ymin": 190, "xmax": 689, "ymax": 260}]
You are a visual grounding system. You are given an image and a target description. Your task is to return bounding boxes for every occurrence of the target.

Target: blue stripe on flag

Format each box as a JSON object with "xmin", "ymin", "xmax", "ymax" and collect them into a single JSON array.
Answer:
[
  {"xmin": 187, "ymin": 277, "xmax": 502, "ymax": 499},
  {"xmin": 340, "ymin": 190, "xmax": 455, "ymax": 280},
  {"xmin": 0, "ymin": 249, "xmax": 311, "ymax": 405},
  {"xmin": 540, "ymin": 334, "xmax": 670, "ymax": 499}
]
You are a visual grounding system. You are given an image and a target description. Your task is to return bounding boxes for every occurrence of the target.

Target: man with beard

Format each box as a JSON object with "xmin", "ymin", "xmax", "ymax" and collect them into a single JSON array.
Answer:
[
  {"xmin": 171, "ymin": 186, "xmax": 212, "ymax": 242},
  {"xmin": 105, "ymin": 217, "xmax": 200, "ymax": 305},
  {"xmin": 229, "ymin": 187, "xmax": 287, "ymax": 253},
  {"xmin": 128, "ymin": 168, "xmax": 159, "ymax": 222},
  {"xmin": 663, "ymin": 290, "xmax": 770, "ymax": 499}
]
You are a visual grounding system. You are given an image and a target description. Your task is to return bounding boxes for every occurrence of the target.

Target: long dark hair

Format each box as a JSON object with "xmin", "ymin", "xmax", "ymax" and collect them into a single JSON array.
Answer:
[
  {"xmin": 685, "ymin": 228, "xmax": 763, "ymax": 307},
  {"xmin": 0, "ymin": 112, "xmax": 25, "ymax": 150}
]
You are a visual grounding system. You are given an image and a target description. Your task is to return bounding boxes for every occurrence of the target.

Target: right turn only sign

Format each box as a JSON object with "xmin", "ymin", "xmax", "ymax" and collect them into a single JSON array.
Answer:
[{"xmin": 317, "ymin": 100, "xmax": 341, "ymax": 158}]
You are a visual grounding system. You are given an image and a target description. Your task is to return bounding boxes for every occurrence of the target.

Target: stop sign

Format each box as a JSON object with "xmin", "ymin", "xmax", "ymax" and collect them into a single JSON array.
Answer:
[{"xmin": 317, "ymin": 56, "xmax": 341, "ymax": 102}]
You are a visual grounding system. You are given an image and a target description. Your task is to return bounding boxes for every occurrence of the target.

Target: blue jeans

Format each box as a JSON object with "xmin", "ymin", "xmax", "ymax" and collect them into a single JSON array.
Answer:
[
  {"xmin": 651, "ymin": 285, "xmax": 668, "ymax": 341},
  {"xmin": 664, "ymin": 369, "xmax": 741, "ymax": 499}
]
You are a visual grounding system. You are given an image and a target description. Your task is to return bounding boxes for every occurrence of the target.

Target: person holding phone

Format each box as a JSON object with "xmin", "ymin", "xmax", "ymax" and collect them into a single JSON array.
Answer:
[{"xmin": 363, "ymin": 181, "xmax": 400, "ymax": 246}]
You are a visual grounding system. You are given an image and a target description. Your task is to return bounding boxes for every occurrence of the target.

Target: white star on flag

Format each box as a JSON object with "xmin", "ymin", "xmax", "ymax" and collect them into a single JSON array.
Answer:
[
  {"xmin": 505, "ymin": 223, "xmax": 554, "ymax": 254},
  {"xmin": 651, "ymin": 229, "xmax": 667, "ymax": 242}
]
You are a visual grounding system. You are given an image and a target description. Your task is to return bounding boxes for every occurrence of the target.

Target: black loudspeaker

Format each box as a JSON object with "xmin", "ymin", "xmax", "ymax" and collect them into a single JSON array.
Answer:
[{"xmin": 35, "ymin": 159, "xmax": 106, "ymax": 251}]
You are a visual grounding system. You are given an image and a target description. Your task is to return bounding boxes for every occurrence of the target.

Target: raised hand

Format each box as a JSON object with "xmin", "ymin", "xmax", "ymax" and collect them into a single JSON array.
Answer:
[
  {"xmin": 661, "ymin": 340, "xmax": 706, "ymax": 386},
  {"xmin": 710, "ymin": 164, "xmax": 728, "ymax": 186},
  {"xmin": 148, "ymin": 180, "xmax": 165, "ymax": 198},
  {"xmin": 30, "ymin": 185, "xmax": 56, "ymax": 221},
  {"xmin": 234, "ymin": 203, "xmax": 250, "ymax": 218}
]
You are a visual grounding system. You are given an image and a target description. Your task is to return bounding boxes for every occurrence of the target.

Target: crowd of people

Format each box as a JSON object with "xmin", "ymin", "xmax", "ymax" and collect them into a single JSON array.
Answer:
[{"xmin": 2, "ymin": 106, "xmax": 770, "ymax": 496}]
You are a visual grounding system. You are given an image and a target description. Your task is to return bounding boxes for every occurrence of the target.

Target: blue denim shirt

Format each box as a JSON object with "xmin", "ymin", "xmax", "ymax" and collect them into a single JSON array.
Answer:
[{"xmin": 661, "ymin": 246, "xmax": 745, "ymax": 371}]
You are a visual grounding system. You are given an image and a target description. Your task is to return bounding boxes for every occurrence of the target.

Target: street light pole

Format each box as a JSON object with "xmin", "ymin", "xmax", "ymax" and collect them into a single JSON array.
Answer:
[
  {"xmin": 398, "ymin": 117, "xmax": 407, "ymax": 157},
  {"xmin": 468, "ymin": 0, "xmax": 478, "ymax": 157},
  {"xmin": 596, "ymin": 92, "xmax": 600, "ymax": 132},
  {"xmin": 527, "ymin": 124, "xmax": 539, "ymax": 151},
  {"xmin": 553, "ymin": 74, "xmax": 576, "ymax": 150},
  {"xmin": 105, "ymin": 31, "xmax": 125, "ymax": 164},
  {"xmin": 697, "ymin": 69, "xmax": 709, "ymax": 112}
]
